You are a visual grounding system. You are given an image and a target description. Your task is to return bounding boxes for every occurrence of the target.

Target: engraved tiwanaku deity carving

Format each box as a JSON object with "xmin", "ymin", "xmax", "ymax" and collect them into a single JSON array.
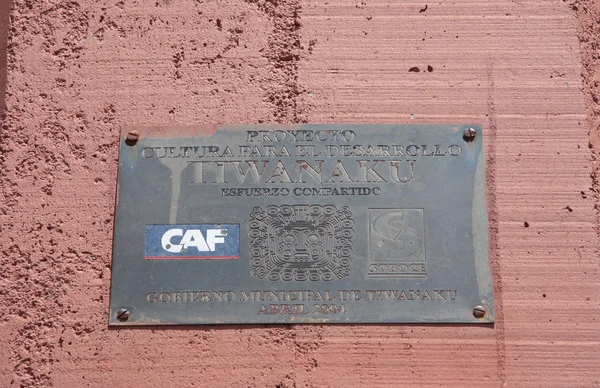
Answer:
[{"xmin": 249, "ymin": 205, "xmax": 354, "ymax": 281}]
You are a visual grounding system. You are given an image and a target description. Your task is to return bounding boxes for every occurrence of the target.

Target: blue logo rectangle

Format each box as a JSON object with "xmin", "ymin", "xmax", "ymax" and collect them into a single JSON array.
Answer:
[{"xmin": 145, "ymin": 224, "xmax": 240, "ymax": 260}]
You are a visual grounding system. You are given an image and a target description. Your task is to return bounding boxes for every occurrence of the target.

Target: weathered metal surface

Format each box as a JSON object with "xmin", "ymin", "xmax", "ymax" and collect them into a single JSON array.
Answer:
[{"xmin": 108, "ymin": 124, "xmax": 495, "ymax": 325}]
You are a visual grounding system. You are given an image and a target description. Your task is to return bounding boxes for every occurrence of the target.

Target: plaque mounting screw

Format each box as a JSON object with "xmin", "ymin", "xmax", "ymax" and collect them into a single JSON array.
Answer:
[
  {"xmin": 116, "ymin": 308, "xmax": 130, "ymax": 322},
  {"xmin": 125, "ymin": 130, "xmax": 139, "ymax": 145},
  {"xmin": 472, "ymin": 305, "xmax": 486, "ymax": 319},
  {"xmin": 463, "ymin": 127, "xmax": 477, "ymax": 142}
]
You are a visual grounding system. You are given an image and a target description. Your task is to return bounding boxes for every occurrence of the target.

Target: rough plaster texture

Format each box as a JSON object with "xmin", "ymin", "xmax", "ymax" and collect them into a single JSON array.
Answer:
[{"xmin": 0, "ymin": 0, "xmax": 599, "ymax": 387}]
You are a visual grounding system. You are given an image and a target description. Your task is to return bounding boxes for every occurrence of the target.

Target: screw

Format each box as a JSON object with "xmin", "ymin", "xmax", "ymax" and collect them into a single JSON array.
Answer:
[
  {"xmin": 116, "ymin": 308, "xmax": 130, "ymax": 322},
  {"xmin": 125, "ymin": 130, "xmax": 139, "ymax": 145},
  {"xmin": 472, "ymin": 305, "xmax": 486, "ymax": 319},
  {"xmin": 463, "ymin": 127, "xmax": 477, "ymax": 142}
]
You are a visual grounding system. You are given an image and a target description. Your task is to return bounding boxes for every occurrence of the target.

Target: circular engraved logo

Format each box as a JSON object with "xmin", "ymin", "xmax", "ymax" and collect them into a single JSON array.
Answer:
[
  {"xmin": 249, "ymin": 205, "xmax": 354, "ymax": 281},
  {"xmin": 372, "ymin": 211, "xmax": 421, "ymax": 258}
]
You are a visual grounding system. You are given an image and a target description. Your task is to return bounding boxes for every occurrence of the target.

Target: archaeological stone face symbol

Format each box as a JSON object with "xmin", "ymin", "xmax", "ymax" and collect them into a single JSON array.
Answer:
[{"xmin": 249, "ymin": 205, "xmax": 354, "ymax": 281}]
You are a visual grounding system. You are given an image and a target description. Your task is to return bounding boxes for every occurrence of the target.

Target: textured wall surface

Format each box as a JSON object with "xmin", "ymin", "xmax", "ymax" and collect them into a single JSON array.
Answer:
[{"xmin": 1, "ymin": 0, "xmax": 599, "ymax": 387}]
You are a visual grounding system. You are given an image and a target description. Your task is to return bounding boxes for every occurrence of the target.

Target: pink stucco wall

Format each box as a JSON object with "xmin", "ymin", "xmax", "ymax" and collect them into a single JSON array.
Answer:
[{"xmin": 1, "ymin": 0, "xmax": 599, "ymax": 386}]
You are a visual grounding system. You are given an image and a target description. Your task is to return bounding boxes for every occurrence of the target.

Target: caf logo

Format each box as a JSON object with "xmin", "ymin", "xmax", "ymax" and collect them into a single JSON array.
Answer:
[{"xmin": 161, "ymin": 228, "xmax": 227, "ymax": 253}]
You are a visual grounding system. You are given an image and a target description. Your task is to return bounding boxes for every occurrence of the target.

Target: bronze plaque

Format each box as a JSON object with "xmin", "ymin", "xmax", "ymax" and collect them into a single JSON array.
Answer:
[{"xmin": 109, "ymin": 124, "xmax": 495, "ymax": 325}]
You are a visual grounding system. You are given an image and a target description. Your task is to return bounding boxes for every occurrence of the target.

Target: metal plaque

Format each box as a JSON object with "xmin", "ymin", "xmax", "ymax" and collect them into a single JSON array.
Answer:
[{"xmin": 109, "ymin": 124, "xmax": 495, "ymax": 325}]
